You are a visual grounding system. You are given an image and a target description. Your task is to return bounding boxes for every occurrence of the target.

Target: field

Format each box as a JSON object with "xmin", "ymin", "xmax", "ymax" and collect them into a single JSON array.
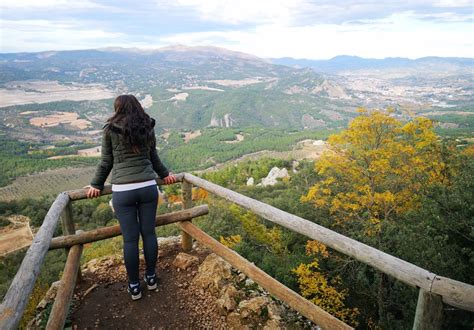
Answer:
[
  {"xmin": 29, "ymin": 111, "xmax": 91, "ymax": 129},
  {"xmin": 0, "ymin": 166, "xmax": 97, "ymax": 201},
  {"xmin": 0, "ymin": 81, "xmax": 114, "ymax": 108},
  {"xmin": 0, "ymin": 216, "xmax": 33, "ymax": 257}
]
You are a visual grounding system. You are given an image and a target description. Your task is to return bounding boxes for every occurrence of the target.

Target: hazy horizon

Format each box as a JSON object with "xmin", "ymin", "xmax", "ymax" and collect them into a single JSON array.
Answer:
[{"xmin": 1, "ymin": 44, "xmax": 474, "ymax": 61}]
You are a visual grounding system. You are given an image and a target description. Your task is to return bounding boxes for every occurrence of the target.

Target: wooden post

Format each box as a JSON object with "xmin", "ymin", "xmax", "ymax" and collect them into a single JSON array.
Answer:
[
  {"xmin": 413, "ymin": 289, "xmax": 443, "ymax": 330},
  {"xmin": 46, "ymin": 242, "xmax": 83, "ymax": 330},
  {"xmin": 181, "ymin": 180, "xmax": 193, "ymax": 251},
  {"xmin": 60, "ymin": 202, "xmax": 81, "ymax": 280},
  {"xmin": 177, "ymin": 221, "xmax": 352, "ymax": 330},
  {"xmin": 49, "ymin": 205, "xmax": 209, "ymax": 250},
  {"xmin": 0, "ymin": 192, "xmax": 70, "ymax": 330}
]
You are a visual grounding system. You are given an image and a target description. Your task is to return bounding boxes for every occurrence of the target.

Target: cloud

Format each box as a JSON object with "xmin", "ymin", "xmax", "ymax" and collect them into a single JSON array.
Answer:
[
  {"xmin": 0, "ymin": 1, "xmax": 472, "ymax": 58},
  {"xmin": 159, "ymin": 12, "xmax": 474, "ymax": 59},
  {"xmin": 157, "ymin": 0, "xmax": 474, "ymax": 25},
  {"xmin": 157, "ymin": 0, "xmax": 306, "ymax": 25},
  {"xmin": 0, "ymin": 0, "xmax": 107, "ymax": 10},
  {"xmin": 1, "ymin": 19, "xmax": 126, "ymax": 52}
]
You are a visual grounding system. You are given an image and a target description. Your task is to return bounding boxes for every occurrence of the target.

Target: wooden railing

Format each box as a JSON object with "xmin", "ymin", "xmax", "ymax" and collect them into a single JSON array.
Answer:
[{"xmin": 0, "ymin": 173, "xmax": 473, "ymax": 329}]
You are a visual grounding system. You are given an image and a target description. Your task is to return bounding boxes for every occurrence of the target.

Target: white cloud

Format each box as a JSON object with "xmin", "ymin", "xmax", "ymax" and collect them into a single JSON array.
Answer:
[
  {"xmin": 433, "ymin": 0, "xmax": 473, "ymax": 7},
  {"xmin": 158, "ymin": 0, "xmax": 309, "ymax": 24},
  {"xmin": 0, "ymin": 19, "xmax": 126, "ymax": 52},
  {"xmin": 0, "ymin": 0, "xmax": 106, "ymax": 9},
  {"xmin": 159, "ymin": 12, "xmax": 474, "ymax": 59}
]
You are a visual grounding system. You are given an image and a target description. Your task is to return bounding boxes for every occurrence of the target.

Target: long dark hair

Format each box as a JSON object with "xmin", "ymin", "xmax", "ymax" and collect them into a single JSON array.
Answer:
[{"xmin": 106, "ymin": 95, "xmax": 154, "ymax": 153}]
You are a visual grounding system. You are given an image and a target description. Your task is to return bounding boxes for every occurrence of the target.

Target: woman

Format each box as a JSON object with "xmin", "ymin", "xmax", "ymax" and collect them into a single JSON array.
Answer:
[{"xmin": 86, "ymin": 94, "xmax": 176, "ymax": 301}]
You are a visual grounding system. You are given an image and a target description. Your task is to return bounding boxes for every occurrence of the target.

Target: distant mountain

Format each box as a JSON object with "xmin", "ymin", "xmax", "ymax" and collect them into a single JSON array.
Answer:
[
  {"xmin": 0, "ymin": 46, "xmax": 355, "ymax": 132},
  {"xmin": 271, "ymin": 55, "xmax": 474, "ymax": 74},
  {"xmin": 1, "ymin": 46, "xmax": 472, "ymax": 136}
]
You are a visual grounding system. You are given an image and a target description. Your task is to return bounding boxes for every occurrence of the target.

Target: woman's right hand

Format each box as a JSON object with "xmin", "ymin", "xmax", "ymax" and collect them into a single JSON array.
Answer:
[
  {"xmin": 85, "ymin": 185, "xmax": 101, "ymax": 198},
  {"xmin": 162, "ymin": 173, "xmax": 177, "ymax": 185}
]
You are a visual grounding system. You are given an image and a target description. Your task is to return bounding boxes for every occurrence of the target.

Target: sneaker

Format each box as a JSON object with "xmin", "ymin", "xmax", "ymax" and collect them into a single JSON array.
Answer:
[
  {"xmin": 127, "ymin": 282, "xmax": 142, "ymax": 301},
  {"xmin": 144, "ymin": 273, "xmax": 158, "ymax": 290}
]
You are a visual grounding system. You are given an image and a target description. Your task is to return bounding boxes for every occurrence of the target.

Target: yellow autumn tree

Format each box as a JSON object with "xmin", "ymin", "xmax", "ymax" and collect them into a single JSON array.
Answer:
[
  {"xmin": 302, "ymin": 109, "xmax": 446, "ymax": 235},
  {"xmin": 229, "ymin": 204, "xmax": 286, "ymax": 255},
  {"xmin": 293, "ymin": 240, "xmax": 360, "ymax": 326},
  {"xmin": 219, "ymin": 234, "xmax": 242, "ymax": 248}
]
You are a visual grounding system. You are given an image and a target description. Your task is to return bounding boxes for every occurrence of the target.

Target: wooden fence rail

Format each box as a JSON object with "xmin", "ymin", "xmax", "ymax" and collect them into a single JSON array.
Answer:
[
  {"xmin": 178, "ymin": 221, "xmax": 352, "ymax": 330},
  {"xmin": 183, "ymin": 173, "xmax": 474, "ymax": 312},
  {"xmin": 49, "ymin": 205, "xmax": 208, "ymax": 250}
]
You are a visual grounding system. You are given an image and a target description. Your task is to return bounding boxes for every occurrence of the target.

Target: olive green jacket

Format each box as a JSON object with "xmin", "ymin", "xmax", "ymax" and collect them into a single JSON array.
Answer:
[{"xmin": 90, "ymin": 119, "xmax": 169, "ymax": 190}]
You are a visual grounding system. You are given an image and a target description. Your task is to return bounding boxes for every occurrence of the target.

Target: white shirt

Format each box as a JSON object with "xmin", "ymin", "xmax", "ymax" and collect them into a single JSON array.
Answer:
[{"xmin": 112, "ymin": 179, "xmax": 157, "ymax": 192}]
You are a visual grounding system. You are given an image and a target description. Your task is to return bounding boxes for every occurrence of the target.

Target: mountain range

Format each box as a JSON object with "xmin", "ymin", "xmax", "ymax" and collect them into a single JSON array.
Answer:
[
  {"xmin": 271, "ymin": 55, "xmax": 474, "ymax": 74},
  {"xmin": 0, "ymin": 46, "xmax": 472, "ymax": 139}
]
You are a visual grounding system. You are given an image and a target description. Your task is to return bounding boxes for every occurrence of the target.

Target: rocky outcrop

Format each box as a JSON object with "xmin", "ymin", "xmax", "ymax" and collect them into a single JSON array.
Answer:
[
  {"xmin": 259, "ymin": 167, "xmax": 290, "ymax": 186},
  {"xmin": 190, "ymin": 253, "xmax": 289, "ymax": 329},
  {"xmin": 210, "ymin": 113, "xmax": 234, "ymax": 127},
  {"xmin": 193, "ymin": 253, "xmax": 232, "ymax": 294}
]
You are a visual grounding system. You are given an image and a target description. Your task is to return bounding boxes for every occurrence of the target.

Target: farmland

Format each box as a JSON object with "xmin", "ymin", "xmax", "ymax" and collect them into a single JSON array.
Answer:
[
  {"xmin": 0, "ymin": 81, "xmax": 114, "ymax": 108},
  {"xmin": 0, "ymin": 166, "xmax": 97, "ymax": 201}
]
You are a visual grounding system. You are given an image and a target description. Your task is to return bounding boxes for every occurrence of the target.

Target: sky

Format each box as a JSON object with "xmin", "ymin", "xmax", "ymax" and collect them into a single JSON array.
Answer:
[{"xmin": 0, "ymin": 0, "xmax": 473, "ymax": 59}]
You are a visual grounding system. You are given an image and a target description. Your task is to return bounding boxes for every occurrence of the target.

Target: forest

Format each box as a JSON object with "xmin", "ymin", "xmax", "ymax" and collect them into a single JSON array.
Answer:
[{"xmin": 0, "ymin": 111, "xmax": 472, "ymax": 328}]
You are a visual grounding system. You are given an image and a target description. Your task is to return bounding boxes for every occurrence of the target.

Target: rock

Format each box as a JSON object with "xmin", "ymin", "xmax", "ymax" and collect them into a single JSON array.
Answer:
[
  {"xmin": 245, "ymin": 278, "xmax": 255, "ymax": 287},
  {"xmin": 227, "ymin": 312, "xmax": 248, "ymax": 330},
  {"xmin": 267, "ymin": 303, "xmax": 283, "ymax": 321},
  {"xmin": 238, "ymin": 297, "xmax": 270, "ymax": 318},
  {"xmin": 37, "ymin": 281, "xmax": 60, "ymax": 309},
  {"xmin": 172, "ymin": 252, "xmax": 199, "ymax": 270},
  {"xmin": 264, "ymin": 318, "xmax": 282, "ymax": 329},
  {"xmin": 193, "ymin": 254, "xmax": 232, "ymax": 294},
  {"xmin": 236, "ymin": 273, "xmax": 246, "ymax": 283},
  {"xmin": 157, "ymin": 236, "xmax": 181, "ymax": 249},
  {"xmin": 260, "ymin": 167, "xmax": 289, "ymax": 186},
  {"xmin": 216, "ymin": 284, "xmax": 239, "ymax": 314},
  {"xmin": 246, "ymin": 177, "xmax": 254, "ymax": 186}
]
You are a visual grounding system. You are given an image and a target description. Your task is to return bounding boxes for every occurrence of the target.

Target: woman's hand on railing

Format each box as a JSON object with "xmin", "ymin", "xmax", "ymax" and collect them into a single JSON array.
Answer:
[
  {"xmin": 162, "ymin": 173, "xmax": 177, "ymax": 185},
  {"xmin": 84, "ymin": 185, "xmax": 101, "ymax": 198}
]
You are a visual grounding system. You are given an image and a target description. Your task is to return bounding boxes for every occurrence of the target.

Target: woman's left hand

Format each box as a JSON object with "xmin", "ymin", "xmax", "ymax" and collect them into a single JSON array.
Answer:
[
  {"xmin": 85, "ymin": 185, "xmax": 101, "ymax": 198},
  {"xmin": 163, "ymin": 173, "xmax": 177, "ymax": 185}
]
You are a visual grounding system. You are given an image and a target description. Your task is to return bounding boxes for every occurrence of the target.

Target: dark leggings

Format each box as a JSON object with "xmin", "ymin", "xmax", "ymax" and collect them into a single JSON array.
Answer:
[{"xmin": 112, "ymin": 185, "xmax": 158, "ymax": 283}]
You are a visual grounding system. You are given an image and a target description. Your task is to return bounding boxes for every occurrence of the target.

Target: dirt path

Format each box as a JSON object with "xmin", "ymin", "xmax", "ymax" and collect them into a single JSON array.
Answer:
[{"xmin": 70, "ymin": 244, "xmax": 227, "ymax": 329}]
